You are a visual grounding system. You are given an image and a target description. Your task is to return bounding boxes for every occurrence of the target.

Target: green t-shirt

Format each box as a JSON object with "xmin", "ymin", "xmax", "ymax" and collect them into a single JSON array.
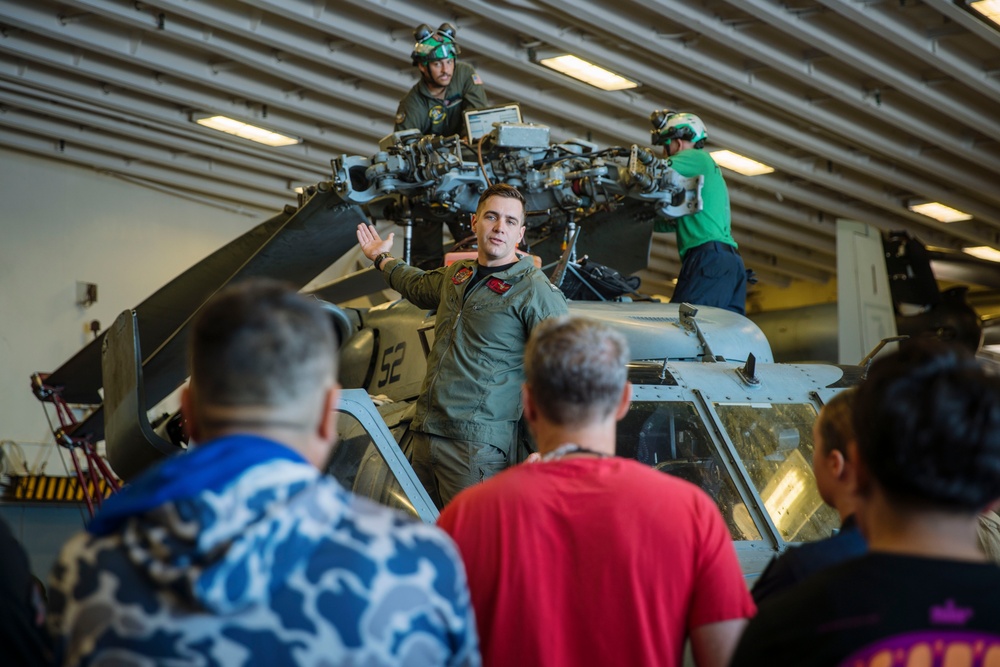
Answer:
[{"xmin": 653, "ymin": 148, "xmax": 736, "ymax": 259}]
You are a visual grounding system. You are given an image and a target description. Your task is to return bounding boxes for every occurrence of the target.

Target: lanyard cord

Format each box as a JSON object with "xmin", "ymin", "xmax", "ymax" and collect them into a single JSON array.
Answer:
[{"xmin": 541, "ymin": 443, "xmax": 611, "ymax": 462}]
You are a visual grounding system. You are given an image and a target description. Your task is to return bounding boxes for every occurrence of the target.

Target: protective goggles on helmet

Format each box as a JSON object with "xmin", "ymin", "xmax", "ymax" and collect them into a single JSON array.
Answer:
[
  {"xmin": 649, "ymin": 109, "xmax": 708, "ymax": 147},
  {"xmin": 649, "ymin": 109, "xmax": 677, "ymax": 147},
  {"xmin": 411, "ymin": 23, "xmax": 461, "ymax": 65}
]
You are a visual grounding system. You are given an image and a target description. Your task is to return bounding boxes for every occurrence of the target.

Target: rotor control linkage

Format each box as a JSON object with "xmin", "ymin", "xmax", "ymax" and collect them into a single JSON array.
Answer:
[{"xmin": 330, "ymin": 121, "xmax": 704, "ymax": 236}]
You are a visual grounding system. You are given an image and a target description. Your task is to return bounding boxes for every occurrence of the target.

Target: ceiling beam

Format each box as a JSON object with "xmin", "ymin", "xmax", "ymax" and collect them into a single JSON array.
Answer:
[
  {"xmin": 837, "ymin": 0, "xmax": 1000, "ymax": 103},
  {"xmin": 526, "ymin": 0, "xmax": 1000, "ymax": 183},
  {"xmin": 0, "ymin": 86, "xmax": 325, "ymax": 184},
  {"xmin": 0, "ymin": 5, "xmax": 378, "ymax": 153},
  {"xmin": 0, "ymin": 105, "xmax": 303, "ymax": 196},
  {"xmin": 0, "ymin": 124, "xmax": 287, "ymax": 211},
  {"xmin": 0, "ymin": 61, "xmax": 336, "ymax": 173}
]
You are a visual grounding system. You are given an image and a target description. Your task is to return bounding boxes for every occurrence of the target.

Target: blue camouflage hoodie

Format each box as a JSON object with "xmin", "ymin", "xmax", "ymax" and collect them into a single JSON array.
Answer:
[{"xmin": 47, "ymin": 434, "xmax": 479, "ymax": 667}]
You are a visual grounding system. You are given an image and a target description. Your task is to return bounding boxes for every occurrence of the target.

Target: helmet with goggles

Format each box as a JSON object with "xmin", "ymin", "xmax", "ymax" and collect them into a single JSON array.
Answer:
[
  {"xmin": 411, "ymin": 23, "xmax": 461, "ymax": 66},
  {"xmin": 650, "ymin": 110, "xmax": 708, "ymax": 148}
]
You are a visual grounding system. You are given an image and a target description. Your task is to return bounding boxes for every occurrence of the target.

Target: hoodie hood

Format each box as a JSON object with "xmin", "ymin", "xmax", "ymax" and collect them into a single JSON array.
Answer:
[{"xmin": 91, "ymin": 435, "xmax": 344, "ymax": 614}]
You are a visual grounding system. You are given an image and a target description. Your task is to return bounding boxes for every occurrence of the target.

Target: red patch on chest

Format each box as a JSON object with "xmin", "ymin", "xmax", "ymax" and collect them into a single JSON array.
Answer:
[
  {"xmin": 452, "ymin": 267, "xmax": 473, "ymax": 285},
  {"xmin": 486, "ymin": 277, "xmax": 512, "ymax": 294}
]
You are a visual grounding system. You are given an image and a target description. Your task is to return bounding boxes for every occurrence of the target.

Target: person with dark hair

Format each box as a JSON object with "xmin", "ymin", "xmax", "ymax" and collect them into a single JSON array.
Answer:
[
  {"xmin": 395, "ymin": 22, "xmax": 488, "ymax": 140},
  {"xmin": 395, "ymin": 21, "xmax": 490, "ymax": 270},
  {"xmin": 731, "ymin": 339, "xmax": 1000, "ymax": 666},
  {"xmin": 47, "ymin": 280, "xmax": 479, "ymax": 667},
  {"xmin": 751, "ymin": 388, "xmax": 867, "ymax": 603},
  {"xmin": 649, "ymin": 110, "xmax": 747, "ymax": 314},
  {"xmin": 438, "ymin": 316, "xmax": 755, "ymax": 667},
  {"xmin": 357, "ymin": 183, "xmax": 568, "ymax": 507},
  {"xmin": 0, "ymin": 516, "xmax": 52, "ymax": 664}
]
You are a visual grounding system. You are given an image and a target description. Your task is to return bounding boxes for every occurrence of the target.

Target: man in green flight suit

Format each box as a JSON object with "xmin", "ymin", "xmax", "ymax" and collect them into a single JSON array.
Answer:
[
  {"xmin": 650, "ymin": 110, "xmax": 748, "ymax": 315},
  {"xmin": 394, "ymin": 23, "xmax": 490, "ymax": 270},
  {"xmin": 356, "ymin": 183, "xmax": 568, "ymax": 508},
  {"xmin": 395, "ymin": 23, "xmax": 489, "ymax": 139}
]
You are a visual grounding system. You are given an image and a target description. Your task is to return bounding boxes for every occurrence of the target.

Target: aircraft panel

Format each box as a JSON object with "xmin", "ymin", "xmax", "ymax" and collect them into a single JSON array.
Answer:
[
  {"xmin": 570, "ymin": 301, "xmax": 773, "ymax": 363},
  {"xmin": 836, "ymin": 219, "xmax": 898, "ymax": 365}
]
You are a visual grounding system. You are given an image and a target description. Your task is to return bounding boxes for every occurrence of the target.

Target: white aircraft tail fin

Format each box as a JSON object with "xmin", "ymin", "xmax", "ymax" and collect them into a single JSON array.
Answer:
[{"xmin": 836, "ymin": 219, "xmax": 898, "ymax": 365}]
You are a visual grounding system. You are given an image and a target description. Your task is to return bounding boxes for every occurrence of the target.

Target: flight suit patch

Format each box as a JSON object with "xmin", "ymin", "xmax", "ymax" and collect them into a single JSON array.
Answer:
[
  {"xmin": 395, "ymin": 111, "xmax": 406, "ymax": 124},
  {"xmin": 486, "ymin": 277, "xmax": 512, "ymax": 294},
  {"xmin": 452, "ymin": 267, "xmax": 473, "ymax": 284},
  {"xmin": 429, "ymin": 106, "xmax": 446, "ymax": 124},
  {"xmin": 472, "ymin": 74, "xmax": 483, "ymax": 85}
]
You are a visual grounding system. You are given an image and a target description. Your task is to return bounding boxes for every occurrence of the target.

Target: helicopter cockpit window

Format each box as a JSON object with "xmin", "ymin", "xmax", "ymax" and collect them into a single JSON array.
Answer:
[
  {"xmin": 326, "ymin": 410, "xmax": 419, "ymax": 519},
  {"xmin": 616, "ymin": 401, "xmax": 762, "ymax": 541},
  {"xmin": 713, "ymin": 402, "xmax": 839, "ymax": 544}
]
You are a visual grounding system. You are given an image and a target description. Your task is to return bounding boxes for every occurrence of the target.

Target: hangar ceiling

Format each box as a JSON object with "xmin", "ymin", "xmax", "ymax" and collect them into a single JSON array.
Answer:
[{"xmin": 2, "ymin": 0, "xmax": 999, "ymax": 296}]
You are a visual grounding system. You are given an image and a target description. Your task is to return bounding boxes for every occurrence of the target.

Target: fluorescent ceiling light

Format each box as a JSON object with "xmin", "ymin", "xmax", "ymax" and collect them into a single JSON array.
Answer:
[
  {"xmin": 963, "ymin": 246, "xmax": 1000, "ymax": 263},
  {"xmin": 194, "ymin": 115, "xmax": 300, "ymax": 147},
  {"xmin": 538, "ymin": 55, "xmax": 638, "ymax": 91},
  {"xmin": 970, "ymin": 0, "xmax": 1000, "ymax": 25},
  {"xmin": 908, "ymin": 202, "xmax": 972, "ymax": 223},
  {"xmin": 710, "ymin": 150, "xmax": 774, "ymax": 176}
]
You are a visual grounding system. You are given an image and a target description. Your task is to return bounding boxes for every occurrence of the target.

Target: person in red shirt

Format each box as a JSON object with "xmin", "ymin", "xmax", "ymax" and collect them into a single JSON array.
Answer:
[{"xmin": 438, "ymin": 316, "xmax": 755, "ymax": 667}]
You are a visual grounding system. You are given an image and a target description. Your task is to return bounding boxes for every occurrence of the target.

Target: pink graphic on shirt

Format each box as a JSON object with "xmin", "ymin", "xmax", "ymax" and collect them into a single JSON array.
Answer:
[
  {"xmin": 839, "ymin": 630, "xmax": 1000, "ymax": 667},
  {"xmin": 930, "ymin": 600, "xmax": 974, "ymax": 625}
]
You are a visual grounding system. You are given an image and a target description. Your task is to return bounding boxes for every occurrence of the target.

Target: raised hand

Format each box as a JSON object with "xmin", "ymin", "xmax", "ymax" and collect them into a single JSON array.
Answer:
[{"xmin": 356, "ymin": 223, "xmax": 395, "ymax": 261}]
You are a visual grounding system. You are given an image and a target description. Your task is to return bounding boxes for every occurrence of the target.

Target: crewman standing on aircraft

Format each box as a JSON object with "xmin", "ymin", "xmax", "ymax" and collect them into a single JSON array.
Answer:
[
  {"xmin": 650, "ymin": 110, "xmax": 748, "ymax": 315},
  {"xmin": 394, "ymin": 22, "xmax": 489, "ymax": 269},
  {"xmin": 395, "ymin": 23, "xmax": 488, "ymax": 140}
]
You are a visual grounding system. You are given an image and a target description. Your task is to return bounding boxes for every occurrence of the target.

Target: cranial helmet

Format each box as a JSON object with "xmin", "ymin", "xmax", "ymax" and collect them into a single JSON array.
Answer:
[
  {"xmin": 411, "ymin": 23, "xmax": 461, "ymax": 66},
  {"xmin": 650, "ymin": 110, "xmax": 708, "ymax": 148}
]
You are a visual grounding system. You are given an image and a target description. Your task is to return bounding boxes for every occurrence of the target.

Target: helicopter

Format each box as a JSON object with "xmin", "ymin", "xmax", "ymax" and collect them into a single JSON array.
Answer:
[{"xmin": 31, "ymin": 116, "xmax": 865, "ymax": 581}]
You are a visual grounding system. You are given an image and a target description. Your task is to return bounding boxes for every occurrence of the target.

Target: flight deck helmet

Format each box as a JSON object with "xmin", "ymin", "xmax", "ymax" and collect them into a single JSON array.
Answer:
[
  {"xmin": 650, "ymin": 110, "xmax": 708, "ymax": 149},
  {"xmin": 411, "ymin": 23, "xmax": 461, "ymax": 66}
]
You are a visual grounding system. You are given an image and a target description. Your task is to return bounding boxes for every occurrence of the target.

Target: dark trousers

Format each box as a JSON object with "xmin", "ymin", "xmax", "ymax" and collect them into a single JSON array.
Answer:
[{"xmin": 671, "ymin": 241, "xmax": 747, "ymax": 315}]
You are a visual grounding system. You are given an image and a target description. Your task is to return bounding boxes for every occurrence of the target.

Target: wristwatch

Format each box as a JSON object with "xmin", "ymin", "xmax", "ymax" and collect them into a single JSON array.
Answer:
[{"xmin": 373, "ymin": 251, "xmax": 393, "ymax": 271}]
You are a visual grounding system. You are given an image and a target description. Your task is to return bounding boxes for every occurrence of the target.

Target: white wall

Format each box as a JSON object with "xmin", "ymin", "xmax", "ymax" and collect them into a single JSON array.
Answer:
[{"xmin": 0, "ymin": 148, "xmax": 262, "ymax": 460}]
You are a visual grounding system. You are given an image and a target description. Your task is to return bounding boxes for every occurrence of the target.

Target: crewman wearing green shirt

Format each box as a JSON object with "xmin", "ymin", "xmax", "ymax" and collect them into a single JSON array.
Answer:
[
  {"xmin": 650, "ymin": 110, "xmax": 748, "ymax": 315},
  {"xmin": 394, "ymin": 23, "xmax": 490, "ymax": 269}
]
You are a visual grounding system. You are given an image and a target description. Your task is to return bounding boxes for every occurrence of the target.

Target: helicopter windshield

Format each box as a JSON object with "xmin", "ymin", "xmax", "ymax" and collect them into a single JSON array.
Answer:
[
  {"xmin": 616, "ymin": 401, "xmax": 762, "ymax": 541},
  {"xmin": 714, "ymin": 402, "xmax": 839, "ymax": 543}
]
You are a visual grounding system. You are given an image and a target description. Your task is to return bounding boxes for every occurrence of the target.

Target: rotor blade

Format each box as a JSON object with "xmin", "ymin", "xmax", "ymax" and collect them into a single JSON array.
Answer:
[
  {"xmin": 65, "ymin": 186, "xmax": 368, "ymax": 442},
  {"xmin": 42, "ymin": 207, "xmax": 293, "ymax": 404},
  {"xmin": 928, "ymin": 250, "xmax": 1000, "ymax": 291}
]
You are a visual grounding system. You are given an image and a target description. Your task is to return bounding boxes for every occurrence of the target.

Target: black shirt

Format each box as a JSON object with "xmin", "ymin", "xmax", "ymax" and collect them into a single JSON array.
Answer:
[
  {"xmin": 465, "ymin": 261, "xmax": 517, "ymax": 292},
  {"xmin": 752, "ymin": 514, "xmax": 867, "ymax": 604},
  {"xmin": 733, "ymin": 552, "xmax": 1000, "ymax": 667}
]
